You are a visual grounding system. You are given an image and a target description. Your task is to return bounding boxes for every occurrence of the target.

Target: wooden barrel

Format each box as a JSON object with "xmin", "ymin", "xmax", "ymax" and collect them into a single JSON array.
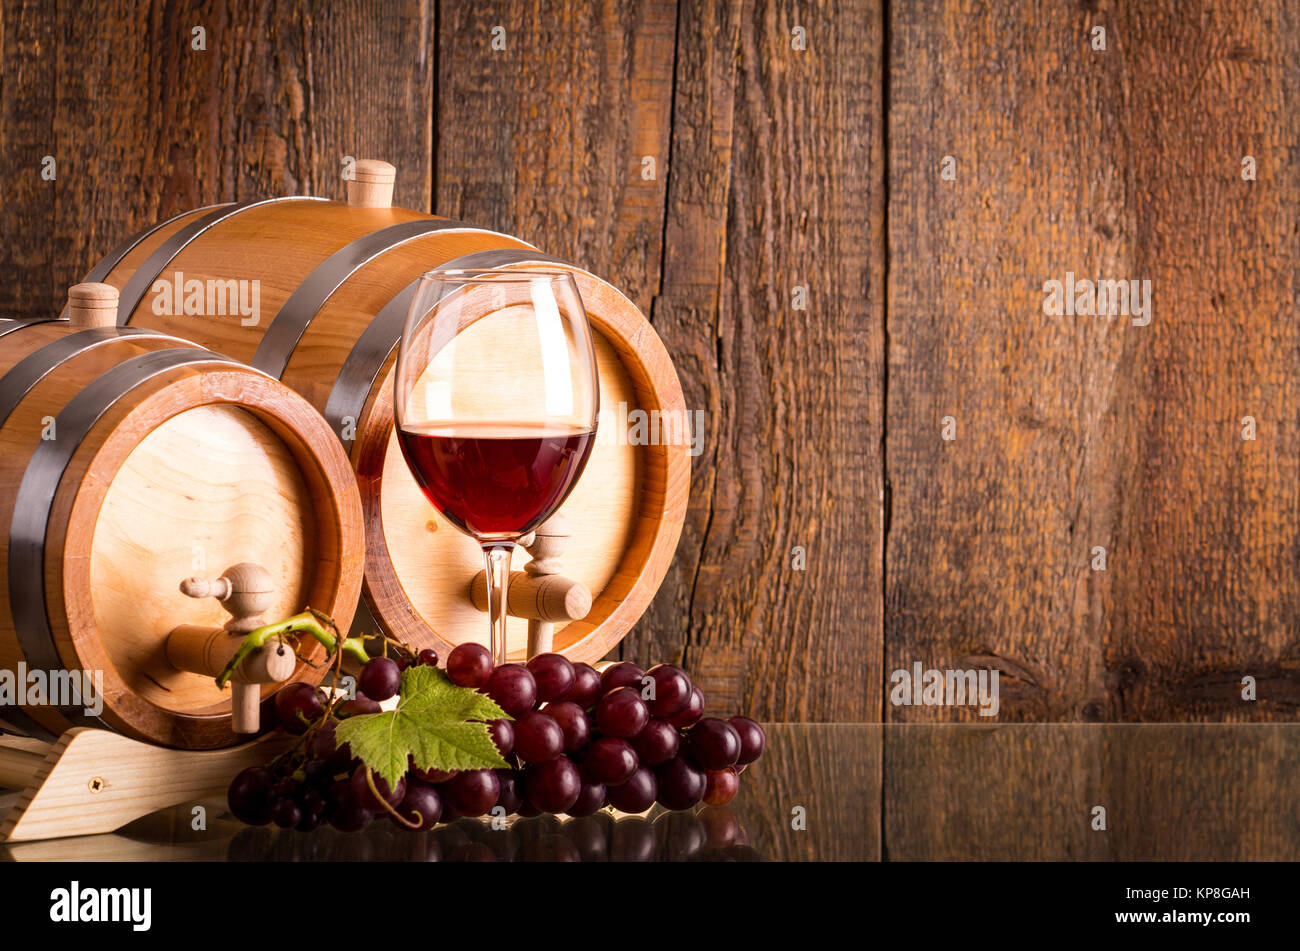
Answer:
[
  {"xmin": 75, "ymin": 161, "xmax": 691, "ymax": 664},
  {"xmin": 0, "ymin": 294, "xmax": 364, "ymax": 749}
]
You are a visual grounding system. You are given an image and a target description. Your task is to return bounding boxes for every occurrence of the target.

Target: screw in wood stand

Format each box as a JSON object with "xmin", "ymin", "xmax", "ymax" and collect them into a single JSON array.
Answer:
[
  {"xmin": 165, "ymin": 563, "xmax": 297, "ymax": 733},
  {"xmin": 469, "ymin": 514, "xmax": 593, "ymax": 658}
]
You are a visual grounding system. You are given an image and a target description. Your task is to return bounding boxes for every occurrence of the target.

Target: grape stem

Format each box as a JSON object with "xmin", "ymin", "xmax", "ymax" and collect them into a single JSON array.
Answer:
[
  {"xmin": 214, "ymin": 609, "xmax": 368, "ymax": 689},
  {"xmin": 365, "ymin": 766, "xmax": 421, "ymax": 830}
]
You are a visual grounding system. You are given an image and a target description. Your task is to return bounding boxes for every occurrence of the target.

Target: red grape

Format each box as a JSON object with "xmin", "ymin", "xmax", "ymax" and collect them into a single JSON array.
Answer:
[
  {"xmin": 596, "ymin": 686, "xmax": 649, "ymax": 739},
  {"xmin": 488, "ymin": 717, "xmax": 515, "ymax": 756},
  {"xmin": 606, "ymin": 765, "xmax": 657, "ymax": 814},
  {"xmin": 358, "ymin": 656, "xmax": 402, "ymax": 702},
  {"xmin": 655, "ymin": 756, "xmax": 706, "ymax": 810},
  {"xmin": 644, "ymin": 664, "xmax": 691, "ymax": 718},
  {"xmin": 447, "ymin": 642, "xmax": 494, "ymax": 688},
  {"xmin": 273, "ymin": 683, "xmax": 323, "ymax": 734},
  {"xmin": 327, "ymin": 780, "xmax": 373, "ymax": 832},
  {"xmin": 350, "ymin": 766, "xmax": 405, "ymax": 811},
  {"xmin": 227, "ymin": 767, "xmax": 275, "ymax": 825},
  {"xmin": 444, "ymin": 768, "xmax": 500, "ymax": 817},
  {"xmin": 729, "ymin": 715, "xmax": 766, "ymax": 765},
  {"xmin": 632, "ymin": 718, "xmax": 680, "ymax": 766},
  {"xmin": 338, "ymin": 694, "xmax": 381, "ymax": 717},
  {"xmin": 542, "ymin": 700, "xmax": 590, "ymax": 752},
  {"xmin": 583, "ymin": 737, "xmax": 638, "ymax": 786},
  {"xmin": 564, "ymin": 663, "xmax": 603, "ymax": 709},
  {"xmin": 496, "ymin": 769, "xmax": 523, "ymax": 814},
  {"xmin": 409, "ymin": 756, "xmax": 458, "ymax": 784},
  {"xmin": 566, "ymin": 780, "xmax": 607, "ymax": 817},
  {"xmin": 684, "ymin": 717, "xmax": 741, "ymax": 770},
  {"xmin": 417, "ymin": 648, "xmax": 440, "ymax": 667},
  {"xmin": 527, "ymin": 652, "xmax": 575, "ymax": 703},
  {"xmin": 667, "ymin": 684, "xmax": 705, "ymax": 729},
  {"xmin": 525, "ymin": 756, "xmax": 582, "ymax": 813},
  {"xmin": 703, "ymin": 767, "xmax": 739, "ymax": 806},
  {"xmin": 309, "ymin": 721, "xmax": 353, "ymax": 772},
  {"xmin": 513, "ymin": 710, "xmax": 564, "ymax": 763},
  {"xmin": 600, "ymin": 661, "xmax": 645, "ymax": 695},
  {"xmin": 392, "ymin": 780, "xmax": 442, "ymax": 830},
  {"xmin": 483, "ymin": 663, "xmax": 537, "ymax": 716}
]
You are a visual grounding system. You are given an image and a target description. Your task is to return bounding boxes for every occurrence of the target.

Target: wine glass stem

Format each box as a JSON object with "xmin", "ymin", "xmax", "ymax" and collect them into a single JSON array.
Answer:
[{"xmin": 483, "ymin": 544, "xmax": 514, "ymax": 667}]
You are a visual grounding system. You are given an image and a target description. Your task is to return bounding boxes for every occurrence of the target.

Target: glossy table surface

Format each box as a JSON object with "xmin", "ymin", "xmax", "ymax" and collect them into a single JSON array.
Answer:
[{"xmin": 3, "ymin": 723, "xmax": 1297, "ymax": 861}]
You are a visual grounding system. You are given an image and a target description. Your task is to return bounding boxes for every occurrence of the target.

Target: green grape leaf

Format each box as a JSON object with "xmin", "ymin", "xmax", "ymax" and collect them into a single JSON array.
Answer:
[{"xmin": 335, "ymin": 665, "xmax": 510, "ymax": 787}]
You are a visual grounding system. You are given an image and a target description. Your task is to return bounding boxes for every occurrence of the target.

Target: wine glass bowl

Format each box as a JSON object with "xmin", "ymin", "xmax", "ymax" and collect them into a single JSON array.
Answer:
[{"xmin": 394, "ymin": 268, "xmax": 600, "ymax": 664}]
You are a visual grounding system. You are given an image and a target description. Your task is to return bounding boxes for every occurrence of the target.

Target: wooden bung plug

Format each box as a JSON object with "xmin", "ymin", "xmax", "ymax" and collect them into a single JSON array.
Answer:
[
  {"xmin": 166, "ymin": 563, "xmax": 296, "ymax": 734},
  {"xmin": 346, "ymin": 158, "xmax": 396, "ymax": 209},
  {"xmin": 468, "ymin": 515, "xmax": 592, "ymax": 655},
  {"xmin": 67, "ymin": 282, "xmax": 118, "ymax": 329}
]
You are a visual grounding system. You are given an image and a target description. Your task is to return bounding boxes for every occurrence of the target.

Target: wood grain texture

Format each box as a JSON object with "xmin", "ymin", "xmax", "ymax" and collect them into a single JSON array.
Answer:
[
  {"xmin": 642, "ymin": 0, "xmax": 884, "ymax": 721},
  {"xmin": 0, "ymin": 0, "xmax": 434, "ymax": 319},
  {"xmin": 435, "ymin": 0, "xmax": 676, "ymax": 314},
  {"xmin": 886, "ymin": 0, "xmax": 1300, "ymax": 721},
  {"xmin": 885, "ymin": 724, "xmax": 1300, "ymax": 860}
]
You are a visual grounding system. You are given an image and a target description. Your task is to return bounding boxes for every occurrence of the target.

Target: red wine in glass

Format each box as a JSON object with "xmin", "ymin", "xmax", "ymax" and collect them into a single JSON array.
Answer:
[
  {"xmin": 397, "ymin": 423, "xmax": 596, "ymax": 540},
  {"xmin": 394, "ymin": 267, "xmax": 600, "ymax": 666}
]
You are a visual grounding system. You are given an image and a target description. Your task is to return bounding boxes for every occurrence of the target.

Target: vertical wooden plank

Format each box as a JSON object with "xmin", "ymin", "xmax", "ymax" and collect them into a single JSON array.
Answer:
[
  {"xmin": 0, "ymin": 0, "xmax": 58, "ymax": 317},
  {"xmin": 644, "ymin": 0, "xmax": 884, "ymax": 722},
  {"xmin": 435, "ymin": 0, "xmax": 677, "ymax": 315},
  {"xmin": 887, "ymin": 0, "xmax": 1123, "ymax": 721},
  {"xmin": 0, "ymin": 0, "xmax": 434, "ymax": 320},
  {"xmin": 1100, "ymin": 3, "xmax": 1300, "ymax": 719}
]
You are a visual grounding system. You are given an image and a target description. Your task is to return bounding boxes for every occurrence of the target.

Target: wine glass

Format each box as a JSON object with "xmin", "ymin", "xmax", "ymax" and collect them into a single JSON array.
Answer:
[{"xmin": 394, "ymin": 267, "xmax": 600, "ymax": 666}]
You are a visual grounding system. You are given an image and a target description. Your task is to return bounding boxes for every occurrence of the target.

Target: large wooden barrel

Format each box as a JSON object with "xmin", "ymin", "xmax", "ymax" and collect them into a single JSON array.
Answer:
[
  {"xmin": 0, "ymin": 293, "xmax": 364, "ymax": 748},
  {"xmin": 76, "ymin": 161, "xmax": 691, "ymax": 664}
]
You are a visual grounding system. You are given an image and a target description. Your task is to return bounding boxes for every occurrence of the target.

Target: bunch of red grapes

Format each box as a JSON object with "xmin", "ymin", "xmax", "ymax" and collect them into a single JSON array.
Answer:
[{"xmin": 227, "ymin": 646, "xmax": 764, "ymax": 834}]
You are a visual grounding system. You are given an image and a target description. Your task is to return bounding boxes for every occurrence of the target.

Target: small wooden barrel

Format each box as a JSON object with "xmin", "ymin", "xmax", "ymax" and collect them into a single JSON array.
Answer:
[
  {"xmin": 0, "ymin": 296, "xmax": 364, "ymax": 749},
  {"xmin": 76, "ymin": 161, "xmax": 691, "ymax": 664}
]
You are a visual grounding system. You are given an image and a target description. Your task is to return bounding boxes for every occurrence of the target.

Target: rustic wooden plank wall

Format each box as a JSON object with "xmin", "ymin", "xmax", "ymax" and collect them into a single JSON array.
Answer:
[
  {"xmin": 886, "ymin": 0, "xmax": 1300, "ymax": 723},
  {"xmin": 4, "ymin": 0, "xmax": 1297, "ymax": 728}
]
